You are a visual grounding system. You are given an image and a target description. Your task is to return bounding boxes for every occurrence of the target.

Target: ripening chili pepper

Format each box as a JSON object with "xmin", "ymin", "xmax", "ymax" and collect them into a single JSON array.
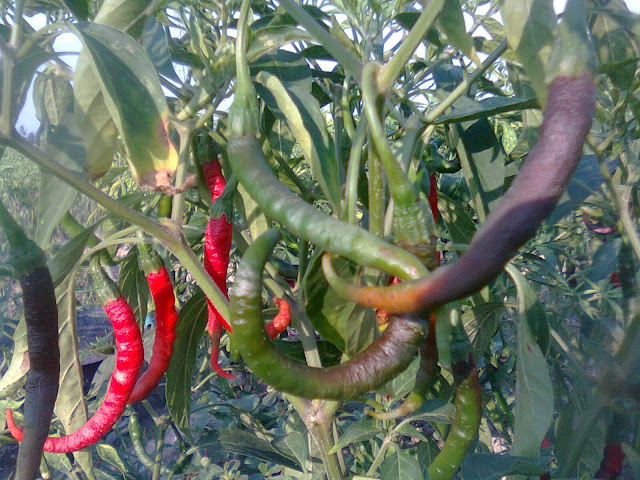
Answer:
[
  {"xmin": 0, "ymin": 200, "xmax": 59, "ymax": 480},
  {"xmin": 369, "ymin": 312, "xmax": 438, "ymax": 420},
  {"xmin": 201, "ymin": 156, "xmax": 234, "ymax": 379},
  {"xmin": 595, "ymin": 441, "xmax": 625, "ymax": 480},
  {"xmin": 322, "ymin": 71, "xmax": 596, "ymax": 314},
  {"xmin": 7, "ymin": 255, "xmax": 143, "ymax": 453},
  {"xmin": 264, "ymin": 296, "xmax": 291, "ymax": 339},
  {"xmin": 229, "ymin": 229, "xmax": 428, "ymax": 399},
  {"xmin": 127, "ymin": 243, "xmax": 178, "ymax": 403}
]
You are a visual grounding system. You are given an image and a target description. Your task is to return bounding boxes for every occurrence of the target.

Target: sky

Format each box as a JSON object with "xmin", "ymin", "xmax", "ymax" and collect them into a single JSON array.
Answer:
[{"xmin": 16, "ymin": 0, "xmax": 640, "ymax": 132}]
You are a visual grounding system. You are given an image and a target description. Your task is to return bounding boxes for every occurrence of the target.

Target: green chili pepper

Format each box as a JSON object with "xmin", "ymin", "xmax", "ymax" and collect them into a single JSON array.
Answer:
[
  {"xmin": 128, "ymin": 413, "xmax": 171, "ymax": 476},
  {"xmin": 427, "ymin": 367, "xmax": 482, "ymax": 480},
  {"xmin": 428, "ymin": 314, "xmax": 481, "ymax": 480},
  {"xmin": 229, "ymin": 229, "xmax": 428, "ymax": 399}
]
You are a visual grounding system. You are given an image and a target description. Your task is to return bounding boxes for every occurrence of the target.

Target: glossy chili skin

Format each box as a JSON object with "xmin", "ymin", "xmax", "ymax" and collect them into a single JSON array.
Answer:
[
  {"xmin": 128, "ymin": 245, "xmax": 178, "ymax": 404},
  {"xmin": 323, "ymin": 73, "xmax": 596, "ymax": 314},
  {"xmin": 0, "ymin": 201, "xmax": 60, "ymax": 480},
  {"xmin": 7, "ymin": 256, "xmax": 143, "ymax": 453},
  {"xmin": 229, "ymin": 229, "xmax": 428, "ymax": 399}
]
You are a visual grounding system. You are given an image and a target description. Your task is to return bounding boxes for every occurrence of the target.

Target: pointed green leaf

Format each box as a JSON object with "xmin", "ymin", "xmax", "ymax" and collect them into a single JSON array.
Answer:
[
  {"xmin": 47, "ymin": 224, "xmax": 98, "ymax": 287},
  {"xmin": 257, "ymin": 71, "xmax": 342, "ymax": 211},
  {"xmin": 166, "ymin": 290, "xmax": 208, "ymax": 437},
  {"xmin": 74, "ymin": 22, "xmax": 178, "ymax": 190},
  {"xmin": 329, "ymin": 419, "xmax": 382, "ymax": 454},
  {"xmin": 117, "ymin": 250, "xmax": 149, "ymax": 323},
  {"xmin": 438, "ymin": 0, "xmax": 482, "ymax": 65},
  {"xmin": 506, "ymin": 265, "xmax": 553, "ymax": 458},
  {"xmin": 54, "ymin": 276, "xmax": 95, "ymax": 478},
  {"xmin": 0, "ymin": 318, "xmax": 28, "ymax": 398},
  {"xmin": 380, "ymin": 447, "xmax": 422, "ymax": 480}
]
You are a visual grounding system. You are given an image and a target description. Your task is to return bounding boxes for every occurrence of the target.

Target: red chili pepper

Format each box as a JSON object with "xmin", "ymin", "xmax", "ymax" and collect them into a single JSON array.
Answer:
[
  {"xmin": 595, "ymin": 441, "xmax": 625, "ymax": 480},
  {"xmin": 201, "ymin": 157, "xmax": 234, "ymax": 378},
  {"xmin": 264, "ymin": 297, "xmax": 291, "ymax": 339},
  {"xmin": 128, "ymin": 244, "xmax": 179, "ymax": 403},
  {"xmin": 7, "ymin": 255, "xmax": 143, "ymax": 453}
]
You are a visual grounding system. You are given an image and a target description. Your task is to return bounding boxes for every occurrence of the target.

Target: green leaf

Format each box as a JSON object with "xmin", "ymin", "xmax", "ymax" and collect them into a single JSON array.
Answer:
[
  {"xmin": 0, "ymin": 318, "xmax": 28, "ymax": 398},
  {"xmin": 54, "ymin": 276, "xmax": 95, "ymax": 479},
  {"xmin": 95, "ymin": 444, "xmax": 127, "ymax": 480},
  {"xmin": 74, "ymin": 22, "xmax": 178, "ymax": 190},
  {"xmin": 72, "ymin": 0, "xmax": 150, "ymax": 179},
  {"xmin": 166, "ymin": 290, "xmax": 208, "ymax": 437},
  {"xmin": 141, "ymin": 18, "xmax": 180, "ymax": 81},
  {"xmin": 458, "ymin": 117, "xmax": 505, "ymax": 217},
  {"xmin": 47, "ymin": 224, "xmax": 98, "ymax": 287},
  {"xmin": 117, "ymin": 250, "xmax": 149, "ymax": 323},
  {"xmin": 500, "ymin": 0, "xmax": 557, "ymax": 104},
  {"xmin": 437, "ymin": 191, "xmax": 476, "ymax": 245},
  {"xmin": 272, "ymin": 431, "xmax": 309, "ymax": 473},
  {"xmin": 256, "ymin": 71, "xmax": 342, "ymax": 211},
  {"xmin": 438, "ymin": 0, "xmax": 481, "ymax": 65},
  {"xmin": 434, "ymin": 96, "xmax": 538, "ymax": 125},
  {"xmin": 506, "ymin": 265, "xmax": 553, "ymax": 458},
  {"xmin": 460, "ymin": 454, "xmax": 551, "ymax": 479},
  {"xmin": 304, "ymin": 254, "xmax": 377, "ymax": 356},
  {"xmin": 329, "ymin": 419, "xmax": 382, "ymax": 454},
  {"xmin": 379, "ymin": 447, "xmax": 422, "ymax": 480},
  {"xmin": 251, "ymin": 50, "xmax": 312, "ymax": 92},
  {"xmin": 215, "ymin": 429, "xmax": 302, "ymax": 470},
  {"xmin": 248, "ymin": 26, "xmax": 315, "ymax": 62}
]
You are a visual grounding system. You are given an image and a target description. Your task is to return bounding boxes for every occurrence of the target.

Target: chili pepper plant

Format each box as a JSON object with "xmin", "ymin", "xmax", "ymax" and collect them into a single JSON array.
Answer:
[{"xmin": 0, "ymin": 0, "xmax": 639, "ymax": 479}]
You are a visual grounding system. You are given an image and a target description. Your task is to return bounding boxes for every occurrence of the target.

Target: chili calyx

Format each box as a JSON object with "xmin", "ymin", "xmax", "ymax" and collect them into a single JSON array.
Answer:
[{"xmin": 7, "ymin": 255, "xmax": 144, "ymax": 453}]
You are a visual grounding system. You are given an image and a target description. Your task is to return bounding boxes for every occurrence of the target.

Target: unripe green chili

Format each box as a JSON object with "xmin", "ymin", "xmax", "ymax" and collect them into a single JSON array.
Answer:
[
  {"xmin": 229, "ymin": 229, "xmax": 428, "ymax": 399},
  {"xmin": 322, "ymin": 72, "xmax": 596, "ymax": 313},
  {"xmin": 128, "ymin": 243, "xmax": 178, "ymax": 403},
  {"xmin": 7, "ymin": 255, "xmax": 144, "ymax": 453},
  {"xmin": 0, "ymin": 200, "xmax": 59, "ymax": 480},
  {"xmin": 427, "ymin": 367, "xmax": 482, "ymax": 480},
  {"xmin": 128, "ymin": 413, "xmax": 171, "ymax": 476}
]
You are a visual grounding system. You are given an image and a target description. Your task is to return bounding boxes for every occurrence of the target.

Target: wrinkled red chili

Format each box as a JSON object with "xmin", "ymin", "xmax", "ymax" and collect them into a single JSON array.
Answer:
[
  {"xmin": 264, "ymin": 297, "xmax": 291, "ymax": 339},
  {"xmin": 7, "ymin": 255, "xmax": 143, "ymax": 453}
]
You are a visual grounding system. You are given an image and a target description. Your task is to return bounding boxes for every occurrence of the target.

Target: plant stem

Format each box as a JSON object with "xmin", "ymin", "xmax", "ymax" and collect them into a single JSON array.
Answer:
[
  {"xmin": 171, "ymin": 122, "xmax": 194, "ymax": 225},
  {"xmin": 0, "ymin": 134, "xmax": 230, "ymax": 319},
  {"xmin": 378, "ymin": 0, "xmax": 445, "ymax": 90},
  {"xmin": 302, "ymin": 400, "xmax": 343, "ymax": 480},
  {"xmin": 346, "ymin": 117, "xmax": 368, "ymax": 225}
]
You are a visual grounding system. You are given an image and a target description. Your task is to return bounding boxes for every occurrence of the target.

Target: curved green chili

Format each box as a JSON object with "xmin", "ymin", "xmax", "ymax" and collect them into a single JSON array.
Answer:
[
  {"xmin": 229, "ymin": 229, "xmax": 428, "ymax": 399},
  {"xmin": 427, "ymin": 367, "xmax": 482, "ymax": 480},
  {"xmin": 128, "ymin": 413, "xmax": 171, "ymax": 476},
  {"xmin": 0, "ymin": 200, "xmax": 59, "ymax": 480},
  {"xmin": 322, "ymin": 72, "xmax": 596, "ymax": 313}
]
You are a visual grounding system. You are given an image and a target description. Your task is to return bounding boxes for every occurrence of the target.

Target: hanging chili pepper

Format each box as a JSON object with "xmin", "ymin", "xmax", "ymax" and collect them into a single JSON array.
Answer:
[
  {"xmin": 201, "ymin": 156, "xmax": 234, "ymax": 379},
  {"xmin": 264, "ymin": 296, "xmax": 291, "ymax": 339},
  {"xmin": 427, "ymin": 317, "xmax": 481, "ymax": 480},
  {"xmin": 0, "ymin": 200, "xmax": 59, "ymax": 480},
  {"xmin": 128, "ymin": 413, "xmax": 171, "ymax": 475},
  {"xmin": 229, "ymin": 229, "xmax": 427, "ymax": 399},
  {"xmin": 7, "ymin": 255, "xmax": 143, "ymax": 453},
  {"xmin": 127, "ymin": 243, "xmax": 178, "ymax": 403},
  {"xmin": 322, "ymin": 71, "xmax": 596, "ymax": 314}
]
